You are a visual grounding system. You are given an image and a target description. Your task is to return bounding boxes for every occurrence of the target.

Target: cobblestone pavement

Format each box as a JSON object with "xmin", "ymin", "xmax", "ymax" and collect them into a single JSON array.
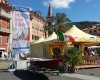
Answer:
[{"xmin": 0, "ymin": 68, "xmax": 100, "ymax": 80}]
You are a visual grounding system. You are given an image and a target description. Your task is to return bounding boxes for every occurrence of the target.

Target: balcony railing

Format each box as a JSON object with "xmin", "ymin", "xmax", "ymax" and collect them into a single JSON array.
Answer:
[
  {"xmin": 0, "ymin": 28, "xmax": 11, "ymax": 33},
  {"xmin": 0, "ymin": 10, "xmax": 12, "ymax": 19}
]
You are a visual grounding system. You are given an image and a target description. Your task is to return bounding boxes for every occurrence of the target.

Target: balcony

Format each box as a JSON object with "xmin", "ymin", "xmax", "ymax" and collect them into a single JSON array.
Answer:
[
  {"xmin": 0, "ymin": 27, "xmax": 11, "ymax": 33},
  {"xmin": 0, "ymin": 10, "xmax": 12, "ymax": 19}
]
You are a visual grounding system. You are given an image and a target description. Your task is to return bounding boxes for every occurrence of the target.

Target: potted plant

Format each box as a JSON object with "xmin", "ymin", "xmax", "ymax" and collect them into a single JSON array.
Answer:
[
  {"xmin": 63, "ymin": 47, "xmax": 83, "ymax": 73},
  {"xmin": 53, "ymin": 48, "xmax": 62, "ymax": 59},
  {"xmin": 97, "ymin": 49, "xmax": 100, "ymax": 56}
]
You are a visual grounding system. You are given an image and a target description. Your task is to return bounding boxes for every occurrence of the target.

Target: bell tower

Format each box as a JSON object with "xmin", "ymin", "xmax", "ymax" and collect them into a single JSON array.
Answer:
[{"xmin": 46, "ymin": 3, "xmax": 53, "ymax": 26}]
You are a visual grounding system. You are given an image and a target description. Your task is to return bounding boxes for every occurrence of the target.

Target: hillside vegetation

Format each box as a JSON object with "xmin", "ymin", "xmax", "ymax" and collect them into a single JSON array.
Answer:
[{"xmin": 66, "ymin": 21, "xmax": 100, "ymax": 29}]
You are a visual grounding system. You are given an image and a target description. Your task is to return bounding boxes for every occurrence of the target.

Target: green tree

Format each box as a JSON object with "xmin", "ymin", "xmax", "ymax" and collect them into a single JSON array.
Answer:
[
  {"xmin": 52, "ymin": 12, "xmax": 71, "ymax": 32},
  {"xmin": 43, "ymin": 24, "xmax": 52, "ymax": 38},
  {"xmin": 63, "ymin": 47, "xmax": 83, "ymax": 73}
]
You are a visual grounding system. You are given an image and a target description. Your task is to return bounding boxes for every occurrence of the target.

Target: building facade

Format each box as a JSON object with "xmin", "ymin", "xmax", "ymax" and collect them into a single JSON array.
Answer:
[
  {"xmin": 0, "ymin": 1, "xmax": 53, "ymax": 57},
  {"xmin": 0, "ymin": 0, "xmax": 12, "ymax": 57},
  {"xmin": 82, "ymin": 24, "xmax": 100, "ymax": 36},
  {"xmin": 30, "ymin": 11, "xmax": 46, "ymax": 42}
]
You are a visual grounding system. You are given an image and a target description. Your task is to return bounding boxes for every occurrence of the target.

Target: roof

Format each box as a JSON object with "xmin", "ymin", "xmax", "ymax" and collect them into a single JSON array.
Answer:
[
  {"xmin": 64, "ymin": 25, "xmax": 99, "ymax": 42},
  {"xmin": 43, "ymin": 32, "xmax": 57, "ymax": 44},
  {"xmin": 30, "ymin": 37, "xmax": 45, "ymax": 45}
]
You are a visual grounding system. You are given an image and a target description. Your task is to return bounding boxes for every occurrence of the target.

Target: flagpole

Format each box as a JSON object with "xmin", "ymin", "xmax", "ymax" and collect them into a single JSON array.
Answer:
[{"xmin": 7, "ymin": 5, "xmax": 16, "ymax": 72}]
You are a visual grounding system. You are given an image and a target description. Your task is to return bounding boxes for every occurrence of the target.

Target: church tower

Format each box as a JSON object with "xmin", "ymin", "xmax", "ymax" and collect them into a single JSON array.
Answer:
[{"xmin": 46, "ymin": 3, "xmax": 53, "ymax": 26}]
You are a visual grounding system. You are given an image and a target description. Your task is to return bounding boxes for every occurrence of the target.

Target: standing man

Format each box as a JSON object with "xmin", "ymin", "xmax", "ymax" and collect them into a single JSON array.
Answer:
[{"xmin": 1, "ymin": 50, "xmax": 8, "ymax": 60}]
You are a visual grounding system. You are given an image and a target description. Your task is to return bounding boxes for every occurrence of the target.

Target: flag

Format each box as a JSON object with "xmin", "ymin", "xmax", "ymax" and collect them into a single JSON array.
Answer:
[
  {"xmin": 12, "ymin": 5, "xmax": 31, "ymax": 54},
  {"xmin": 57, "ymin": 31, "xmax": 75, "ymax": 42}
]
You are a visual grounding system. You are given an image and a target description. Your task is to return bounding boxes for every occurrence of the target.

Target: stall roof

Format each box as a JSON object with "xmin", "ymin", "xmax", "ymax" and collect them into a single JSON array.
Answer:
[
  {"xmin": 30, "ymin": 37, "xmax": 45, "ymax": 45},
  {"xmin": 64, "ymin": 25, "xmax": 99, "ymax": 42},
  {"xmin": 43, "ymin": 32, "xmax": 57, "ymax": 44}
]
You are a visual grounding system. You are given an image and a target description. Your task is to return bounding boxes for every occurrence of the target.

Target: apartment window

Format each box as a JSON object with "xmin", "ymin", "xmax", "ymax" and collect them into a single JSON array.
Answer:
[
  {"xmin": 94, "ymin": 30, "xmax": 96, "ymax": 32},
  {"xmin": 98, "ymin": 28, "xmax": 100, "ymax": 31},
  {"xmin": 6, "ymin": 37, "xmax": 9, "ymax": 43},
  {"xmin": 32, "ymin": 35, "xmax": 34, "ymax": 40},
  {"xmin": 93, "ymin": 30, "xmax": 96, "ymax": 34},
  {"xmin": 7, "ymin": 19, "xmax": 10, "ymax": 23},
  {"xmin": 36, "ymin": 36, "xmax": 39, "ymax": 40},
  {"xmin": 0, "ymin": 36, "xmax": 2, "ymax": 44},
  {"xmin": 35, "ymin": 36, "xmax": 39, "ymax": 40},
  {"xmin": 0, "ymin": 7, "xmax": 2, "ymax": 11},
  {"xmin": 6, "ymin": 9, "xmax": 10, "ymax": 13},
  {"xmin": 32, "ymin": 23, "xmax": 34, "ymax": 29},
  {"xmin": 0, "ymin": 24, "xmax": 1, "ymax": 30},
  {"xmin": 6, "ymin": 26, "xmax": 10, "ymax": 29},
  {"xmin": 0, "ymin": 17, "xmax": 2, "ymax": 21},
  {"xmin": 89, "ymin": 30, "xmax": 92, "ymax": 34},
  {"xmin": 35, "ymin": 36, "xmax": 37, "ymax": 40}
]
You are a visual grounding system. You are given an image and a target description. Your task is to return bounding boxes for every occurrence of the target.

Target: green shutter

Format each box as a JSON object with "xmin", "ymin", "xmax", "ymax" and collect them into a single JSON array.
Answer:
[
  {"xmin": 0, "ymin": 7, "xmax": 1, "ymax": 11},
  {"xmin": 0, "ymin": 24, "xmax": 1, "ymax": 30},
  {"xmin": 0, "ymin": 37, "xmax": 2, "ymax": 44},
  {"xmin": 32, "ymin": 35, "xmax": 34, "ymax": 40}
]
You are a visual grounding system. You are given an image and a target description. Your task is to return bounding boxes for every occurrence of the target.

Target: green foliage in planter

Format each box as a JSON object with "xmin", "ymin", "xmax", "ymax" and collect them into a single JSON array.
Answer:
[
  {"xmin": 97, "ymin": 49, "xmax": 100, "ymax": 56},
  {"xmin": 53, "ymin": 48, "xmax": 61, "ymax": 55},
  {"xmin": 63, "ymin": 47, "xmax": 83, "ymax": 72},
  {"xmin": 8, "ymin": 50, "xmax": 12, "ymax": 54}
]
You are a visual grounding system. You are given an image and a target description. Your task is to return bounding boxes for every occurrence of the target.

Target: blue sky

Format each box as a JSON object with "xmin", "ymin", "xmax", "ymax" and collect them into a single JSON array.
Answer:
[{"xmin": 8, "ymin": 0, "xmax": 100, "ymax": 22}]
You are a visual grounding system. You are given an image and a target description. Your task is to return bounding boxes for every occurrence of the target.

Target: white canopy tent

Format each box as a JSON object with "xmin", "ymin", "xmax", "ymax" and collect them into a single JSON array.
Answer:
[
  {"xmin": 64, "ymin": 25, "xmax": 100, "ymax": 42},
  {"xmin": 30, "ymin": 36, "xmax": 52, "ymax": 58},
  {"xmin": 43, "ymin": 32, "xmax": 57, "ymax": 44},
  {"xmin": 31, "ymin": 37, "xmax": 45, "ymax": 45},
  {"xmin": 30, "ymin": 37, "xmax": 45, "ymax": 58}
]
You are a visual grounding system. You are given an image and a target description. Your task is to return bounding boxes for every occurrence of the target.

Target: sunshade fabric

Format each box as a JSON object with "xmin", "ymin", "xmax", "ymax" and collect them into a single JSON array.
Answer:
[
  {"xmin": 43, "ymin": 32, "xmax": 57, "ymax": 43},
  {"xmin": 65, "ymin": 25, "xmax": 100, "ymax": 42},
  {"xmin": 57, "ymin": 31, "xmax": 75, "ymax": 42},
  {"xmin": 30, "ymin": 37, "xmax": 45, "ymax": 45}
]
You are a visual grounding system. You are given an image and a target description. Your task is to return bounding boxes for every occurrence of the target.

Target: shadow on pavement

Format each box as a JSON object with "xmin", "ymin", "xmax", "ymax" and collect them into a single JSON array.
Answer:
[{"xmin": 13, "ymin": 70, "xmax": 49, "ymax": 80}]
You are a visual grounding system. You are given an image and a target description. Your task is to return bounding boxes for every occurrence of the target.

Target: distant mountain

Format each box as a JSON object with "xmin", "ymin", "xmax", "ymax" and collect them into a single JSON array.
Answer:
[{"xmin": 67, "ymin": 21, "xmax": 100, "ymax": 29}]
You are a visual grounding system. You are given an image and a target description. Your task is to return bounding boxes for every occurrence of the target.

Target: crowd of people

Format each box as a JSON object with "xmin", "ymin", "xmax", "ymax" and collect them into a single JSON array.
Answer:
[
  {"xmin": 84, "ymin": 48, "xmax": 99, "ymax": 56},
  {"xmin": 1, "ymin": 50, "xmax": 26, "ymax": 60},
  {"xmin": 1, "ymin": 50, "xmax": 11, "ymax": 60}
]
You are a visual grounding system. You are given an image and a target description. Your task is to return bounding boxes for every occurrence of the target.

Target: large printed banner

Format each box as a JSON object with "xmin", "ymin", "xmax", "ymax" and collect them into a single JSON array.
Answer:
[{"xmin": 12, "ymin": 5, "xmax": 30, "ymax": 54}]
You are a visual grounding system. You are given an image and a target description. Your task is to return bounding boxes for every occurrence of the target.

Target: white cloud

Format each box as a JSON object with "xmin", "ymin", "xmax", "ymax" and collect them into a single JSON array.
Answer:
[
  {"xmin": 92, "ymin": 6, "xmax": 96, "ymax": 8},
  {"xmin": 43, "ymin": 0, "xmax": 75, "ymax": 9},
  {"xmin": 85, "ymin": 0, "xmax": 92, "ymax": 2}
]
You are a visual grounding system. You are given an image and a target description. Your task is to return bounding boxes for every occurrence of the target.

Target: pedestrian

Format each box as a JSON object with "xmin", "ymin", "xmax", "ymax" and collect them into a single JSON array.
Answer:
[{"xmin": 2, "ymin": 50, "xmax": 8, "ymax": 60}]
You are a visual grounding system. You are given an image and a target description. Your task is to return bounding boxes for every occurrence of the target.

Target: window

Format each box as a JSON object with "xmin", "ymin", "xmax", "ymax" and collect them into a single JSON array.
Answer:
[
  {"xmin": 32, "ymin": 35, "xmax": 34, "ymax": 40},
  {"xmin": 6, "ymin": 37, "xmax": 9, "ymax": 43},
  {"xmin": 0, "ymin": 17, "xmax": 2, "ymax": 21},
  {"xmin": 35, "ymin": 36, "xmax": 37, "ymax": 40},
  {"xmin": 7, "ymin": 19, "xmax": 10, "ymax": 23},
  {"xmin": 98, "ymin": 28, "xmax": 100, "ymax": 31},
  {"xmin": 37, "ymin": 36, "xmax": 39, "ymax": 40},
  {"xmin": 89, "ymin": 30, "xmax": 92, "ymax": 34},
  {"xmin": 6, "ymin": 9, "xmax": 10, "ymax": 13},
  {"xmin": 0, "ymin": 24, "xmax": 2, "ymax": 30},
  {"xmin": 94, "ymin": 30, "xmax": 96, "ymax": 32},
  {"xmin": 6, "ymin": 26, "xmax": 10, "ymax": 29},
  {"xmin": 93, "ymin": 30, "xmax": 96, "ymax": 34},
  {"xmin": 35, "ymin": 36, "xmax": 39, "ymax": 40},
  {"xmin": 0, "ymin": 7, "xmax": 2, "ymax": 11},
  {"xmin": 0, "ymin": 36, "xmax": 2, "ymax": 44},
  {"xmin": 32, "ymin": 23, "xmax": 34, "ymax": 29}
]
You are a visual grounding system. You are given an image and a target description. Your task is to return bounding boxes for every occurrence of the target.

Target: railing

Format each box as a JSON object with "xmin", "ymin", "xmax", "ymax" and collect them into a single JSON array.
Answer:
[
  {"xmin": 0, "ymin": 10, "xmax": 12, "ymax": 19},
  {"xmin": 0, "ymin": 28, "xmax": 11, "ymax": 33},
  {"xmin": 82, "ymin": 56, "xmax": 100, "ymax": 65}
]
